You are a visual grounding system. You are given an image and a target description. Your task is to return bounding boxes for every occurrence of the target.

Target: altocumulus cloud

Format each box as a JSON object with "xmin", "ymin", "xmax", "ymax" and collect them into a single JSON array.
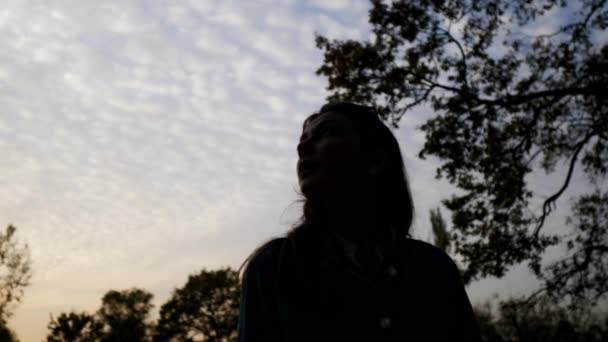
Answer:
[{"xmin": 0, "ymin": 0, "xmax": 375, "ymax": 340}]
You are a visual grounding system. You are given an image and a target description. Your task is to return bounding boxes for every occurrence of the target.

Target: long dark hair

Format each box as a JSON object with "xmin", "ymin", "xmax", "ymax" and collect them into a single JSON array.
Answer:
[{"xmin": 240, "ymin": 102, "xmax": 415, "ymax": 325}]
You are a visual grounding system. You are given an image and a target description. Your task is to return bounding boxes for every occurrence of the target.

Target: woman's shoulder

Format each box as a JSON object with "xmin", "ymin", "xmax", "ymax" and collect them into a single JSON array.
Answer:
[
  {"xmin": 398, "ymin": 238, "xmax": 460, "ymax": 273},
  {"xmin": 242, "ymin": 237, "xmax": 287, "ymax": 279},
  {"xmin": 250, "ymin": 237, "xmax": 287, "ymax": 263}
]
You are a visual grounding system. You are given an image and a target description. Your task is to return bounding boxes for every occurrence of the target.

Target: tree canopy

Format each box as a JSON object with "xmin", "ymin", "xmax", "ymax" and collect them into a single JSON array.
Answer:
[
  {"xmin": 46, "ymin": 312, "xmax": 103, "ymax": 342},
  {"xmin": 430, "ymin": 207, "xmax": 451, "ymax": 253},
  {"xmin": 475, "ymin": 295, "xmax": 608, "ymax": 341},
  {"xmin": 0, "ymin": 325, "xmax": 18, "ymax": 342},
  {"xmin": 154, "ymin": 268, "xmax": 240, "ymax": 342},
  {"xmin": 316, "ymin": 0, "xmax": 607, "ymax": 308},
  {"xmin": 46, "ymin": 269, "xmax": 240, "ymax": 342},
  {"xmin": 97, "ymin": 288, "xmax": 154, "ymax": 342},
  {"xmin": 45, "ymin": 288, "xmax": 154, "ymax": 342},
  {"xmin": 0, "ymin": 225, "xmax": 31, "ymax": 326}
]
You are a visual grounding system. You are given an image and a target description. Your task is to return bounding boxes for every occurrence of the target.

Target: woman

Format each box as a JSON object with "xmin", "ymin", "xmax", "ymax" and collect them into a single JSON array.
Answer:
[{"xmin": 238, "ymin": 102, "xmax": 481, "ymax": 341}]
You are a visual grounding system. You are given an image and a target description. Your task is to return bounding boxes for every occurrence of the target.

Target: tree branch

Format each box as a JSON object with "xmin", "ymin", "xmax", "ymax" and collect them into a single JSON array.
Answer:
[
  {"xmin": 402, "ymin": 85, "xmax": 436, "ymax": 112},
  {"xmin": 521, "ymin": 0, "xmax": 607, "ymax": 39},
  {"xmin": 420, "ymin": 78, "xmax": 598, "ymax": 108},
  {"xmin": 583, "ymin": 0, "xmax": 607, "ymax": 27},
  {"xmin": 519, "ymin": 286, "xmax": 548, "ymax": 307},
  {"xmin": 476, "ymin": 87, "xmax": 599, "ymax": 107},
  {"xmin": 437, "ymin": 27, "xmax": 469, "ymax": 86},
  {"xmin": 533, "ymin": 131, "xmax": 597, "ymax": 237},
  {"xmin": 587, "ymin": 244, "xmax": 608, "ymax": 253},
  {"xmin": 422, "ymin": 79, "xmax": 462, "ymax": 93}
]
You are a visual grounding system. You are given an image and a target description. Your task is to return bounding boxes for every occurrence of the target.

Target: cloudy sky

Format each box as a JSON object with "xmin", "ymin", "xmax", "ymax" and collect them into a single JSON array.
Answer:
[{"xmin": 0, "ymin": 1, "xmax": 594, "ymax": 340}]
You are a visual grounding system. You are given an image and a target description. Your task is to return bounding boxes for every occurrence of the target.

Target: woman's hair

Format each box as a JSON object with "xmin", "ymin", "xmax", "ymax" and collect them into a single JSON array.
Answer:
[
  {"xmin": 240, "ymin": 102, "xmax": 414, "ymax": 318},
  {"xmin": 297, "ymin": 102, "xmax": 414, "ymax": 237}
]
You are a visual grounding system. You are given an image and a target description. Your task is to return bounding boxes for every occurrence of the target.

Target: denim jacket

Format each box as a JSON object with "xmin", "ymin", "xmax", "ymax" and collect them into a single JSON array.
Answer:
[{"xmin": 238, "ymin": 236, "xmax": 481, "ymax": 341}]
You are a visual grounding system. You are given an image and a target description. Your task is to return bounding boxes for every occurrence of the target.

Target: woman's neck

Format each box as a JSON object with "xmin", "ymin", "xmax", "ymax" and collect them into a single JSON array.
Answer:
[{"xmin": 321, "ymin": 191, "xmax": 378, "ymax": 247}]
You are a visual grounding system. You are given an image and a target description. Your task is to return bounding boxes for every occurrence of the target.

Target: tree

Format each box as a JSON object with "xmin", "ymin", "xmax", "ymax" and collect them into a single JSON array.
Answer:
[
  {"xmin": 316, "ymin": 0, "xmax": 607, "ymax": 308},
  {"xmin": 430, "ymin": 207, "xmax": 451, "ymax": 253},
  {"xmin": 97, "ymin": 288, "xmax": 154, "ymax": 342},
  {"xmin": 541, "ymin": 190, "xmax": 608, "ymax": 308},
  {"xmin": 46, "ymin": 312, "xmax": 103, "ymax": 342},
  {"xmin": 0, "ymin": 325, "xmax": 18, "ymax": 342},
  {"xmin": 474, "ymin": 296, "xmax": 608, "ymax": 341},
  {"xmin": 154, "ymin": 268, "xmax": 240, "ymax": 342},
  {"xmin": 0, "ymin": 225, "xmax": 32, "ymax": 325},
  {"xmin": 45, "ymin": 289, "xmax": 153, "ymax": 342},
  {"xmin": 473, "ymin": 300, "xmax": 506, "ymax": 342}
]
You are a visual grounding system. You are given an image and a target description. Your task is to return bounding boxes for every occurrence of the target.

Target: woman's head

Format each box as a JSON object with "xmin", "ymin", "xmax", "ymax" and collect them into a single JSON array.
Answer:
[
  {"xmin": 296, "ymin": 102, "xmax": 414, "ymax": 238},
  {"xmin": 297, "ymin": 109, "xmax": 364, "ymax": 200},
  {"xmin": 240, "ymin": 102, "xmax": 414, "ymax": 307}
]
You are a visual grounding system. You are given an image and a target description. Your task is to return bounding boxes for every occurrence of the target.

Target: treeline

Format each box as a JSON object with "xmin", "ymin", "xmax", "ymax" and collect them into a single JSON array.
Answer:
[
  {"xmin": 44, "ymin": 269, "xmax": 608, "ymax": 342},
  {"xmin": 2, "ymin": 225, "xmax": 607, "ymax": 341},
  {"xmin": 475, "ymin": 296, "xmax": 608, "ymax": 342},
  {"xmin": 45, "ymin": 269, "xmax": 240, "ymax": 342},
  {"xmin": 8, "ymin": 178, "xmax": 600, "ymax": 342},
  {"xmin": 429, "ymin": 209, "xmax": 608, "ymax": 342}
]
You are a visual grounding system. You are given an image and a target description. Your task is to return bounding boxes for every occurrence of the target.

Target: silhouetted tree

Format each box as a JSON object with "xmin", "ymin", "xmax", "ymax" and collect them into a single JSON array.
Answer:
[
  {"xmin": 45, "ymin": 312, "xmax": 103, "ymax": 342},
  {"xmin": 154, "ymin": 268, "xmax": 240, "ymax": 342},
  {"xmin": 541, "ymin": 190, "xmax": 608, "ymax": 308},
  {"xmin": 97, "ymin": 288, "xmax": 154, "ymax": 342},
  {"xmin": 430, "ymin": 207, "xmax": 450, "ymax": 253},
  {"xmin": 0, "ymin": 325, "xmax": 18, "ymax": 342},
  {"xmin": 473, "ymin": 301, "xmax": 505, "ymax": 342},
  {"xmin": 316, "ymin": 0, "xmax": 608, "ymax": 308},
  {"xmin": 474, "ymin": 296, "xmax": 608, "ymax": 341},
  {"xmin": 0, "ymin": 225, "xmax": 31, "ymax": 327}
]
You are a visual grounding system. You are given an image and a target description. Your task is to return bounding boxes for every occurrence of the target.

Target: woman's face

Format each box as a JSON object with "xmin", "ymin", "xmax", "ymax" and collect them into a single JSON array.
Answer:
[{"xmin": 297, "ymin": 112, "xmax": 365, "ymax": 199}]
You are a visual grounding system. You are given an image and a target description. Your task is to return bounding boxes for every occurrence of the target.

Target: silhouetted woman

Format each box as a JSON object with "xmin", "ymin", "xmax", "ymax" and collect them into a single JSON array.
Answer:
[{"xmin": 238, "ymin": 102, "xmax": 481, "ymax": 341}]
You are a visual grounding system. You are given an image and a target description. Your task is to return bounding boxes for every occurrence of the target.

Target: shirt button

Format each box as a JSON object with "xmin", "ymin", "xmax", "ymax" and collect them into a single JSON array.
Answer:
[
  {"xmin": 387, "ymin": 265, "xmax": 398, "ymax": 278},
  {"xmin": 380, "ymin": 317, "xmax": 392, "ymax": 329}
]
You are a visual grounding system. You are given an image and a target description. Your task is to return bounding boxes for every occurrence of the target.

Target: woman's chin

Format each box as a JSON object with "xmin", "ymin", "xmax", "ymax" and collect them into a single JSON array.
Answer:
[{"xmin": 299, "ymin": 178, "xmax": 321, "ymax": 198}]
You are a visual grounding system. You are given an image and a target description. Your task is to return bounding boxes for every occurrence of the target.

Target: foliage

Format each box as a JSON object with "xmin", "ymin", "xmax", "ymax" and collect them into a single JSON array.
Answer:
[
  {"xmin": 316, "ymin": 0, "xmax": 608, "ymax": 308},
  {"xmin": 46, "ymin": 312, "xmax": 103, "ymax": 342},
  {"xmin": 97, "ymin": 288, "xmax": 154, "ymax": 342},
  {"xmin": 154, "ymin": 268, "xmax": 240, "ymax": 342},
  {"xmin": 46, "ymin": 288, "xmax": 154, "ymax": 342},
  {"xmin": 541, "ymin": 190, "xmax": 608, "ymax": 308},
  {"xmin": 0, "ymin": 324, "xmax": 18, "ymax": 342},
  {"xmin": 474, "ymin": 296, "xmax": 608, "ymax": 341},
  {"xmin": 0, "ymin": 225, "xmax": 31, "ymax": 326},
  {"xmin": 430, "ymin": 207, "xmax": 451, "ymax": 253},
  {"xmin": 45, "ymin": 269, "xmax": 240, "ymax": 342}
]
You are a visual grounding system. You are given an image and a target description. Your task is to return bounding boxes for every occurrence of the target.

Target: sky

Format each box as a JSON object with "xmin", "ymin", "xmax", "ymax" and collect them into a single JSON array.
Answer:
[{"xmin": 0, "ymin": 1, "xmax": 599, "ymax": 341}]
